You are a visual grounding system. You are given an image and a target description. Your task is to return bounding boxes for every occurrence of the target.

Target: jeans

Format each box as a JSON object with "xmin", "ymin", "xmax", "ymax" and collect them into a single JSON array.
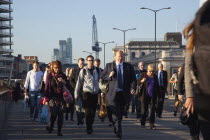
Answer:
[
  {"xmin": 75, "ymin": 94, "xmax": 85, "ymax": 125},
  {"xmin": 29, "ymin": 91, "xmax": 42, "ymax": 119}
]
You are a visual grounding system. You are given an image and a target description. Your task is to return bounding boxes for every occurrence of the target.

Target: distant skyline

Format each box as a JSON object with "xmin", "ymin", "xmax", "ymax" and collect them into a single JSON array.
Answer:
[{"xmin": 12, "ymin": 0, "xmax": 200, "ymax": 67}]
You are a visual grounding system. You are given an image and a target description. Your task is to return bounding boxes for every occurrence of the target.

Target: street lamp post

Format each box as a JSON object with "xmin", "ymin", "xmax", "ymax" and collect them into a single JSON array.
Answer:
[
  {"xmin": 113, "ymin": 28, "xmax": 136, "ymax": 54},
  {"xmin": 99, "ymin": 41, "xmax": 115, "ymax": 68},
  {"xmin": 140, "ymin": 7, "xmax": 171, "ymax": 70}
]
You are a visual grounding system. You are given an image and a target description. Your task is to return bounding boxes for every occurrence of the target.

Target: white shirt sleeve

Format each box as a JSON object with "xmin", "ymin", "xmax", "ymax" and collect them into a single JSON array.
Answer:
[{"xmin": 24, "ymin": 71, "xmax": 31, "ymax": 89}]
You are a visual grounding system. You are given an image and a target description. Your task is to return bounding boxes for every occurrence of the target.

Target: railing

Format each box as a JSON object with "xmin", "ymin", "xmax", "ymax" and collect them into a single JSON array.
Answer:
[
  {"xmin": 0, "ymin": 22, "xmax": 12, "ymax": 28},
  {"xmin": 0, "ymin": 0, "xmax": 13, "ymax": 3},
  {"xmin": 0, "ymin": 14, "xmax": 13, "ymax": 20},
  {"xmin": 0, "ymin": 5, "xmax": 13, "ymax": 11},
  {"xmin": 0, "ymin": 55, "xmax": 13, "ymax": 61},
  {"xmin": 0, "ymin": 89, "xmax": 11, "ymax": 129},
  {"xmin": 0, "ymin": 41, "xmax": 13, "ymax": 46},
  {"xmin": 0, "ymin": 31, "xmax": 13, "ymax": 36}
]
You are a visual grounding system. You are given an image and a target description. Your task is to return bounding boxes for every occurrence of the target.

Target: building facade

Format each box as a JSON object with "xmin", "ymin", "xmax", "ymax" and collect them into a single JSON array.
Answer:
[
  {"xmin": 113, "ymin": 32, "xmax": 185, "ymax": 92},
  {"xmin": 0, "ymin": 0, "xmax": 13, "ymax": 80}
]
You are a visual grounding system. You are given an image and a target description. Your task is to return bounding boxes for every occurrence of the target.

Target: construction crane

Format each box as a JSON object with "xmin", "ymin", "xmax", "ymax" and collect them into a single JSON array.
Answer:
[{"xmin": 92, "ymin": 15, "xmax": 101, "ymax": 59}]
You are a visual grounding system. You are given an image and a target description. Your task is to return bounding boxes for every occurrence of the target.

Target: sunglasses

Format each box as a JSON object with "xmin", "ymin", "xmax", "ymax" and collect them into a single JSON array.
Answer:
[
  {"xmin": 148, "ymin": 70, "xmax": 154, "ymax": 73},
  {"xmin": 87, "ymin": 60, "xmax": 94, "ymax": 62}
]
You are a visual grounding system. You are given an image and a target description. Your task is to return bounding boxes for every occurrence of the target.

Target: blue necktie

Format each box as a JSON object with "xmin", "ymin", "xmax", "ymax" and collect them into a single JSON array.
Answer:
[
  {"xmin": 117, "ymin": 65, "xmax": 123, "ymax": 89},
  {"xmin": 159, "ymin": 72, "xmax": 163, "ymax": 86}
]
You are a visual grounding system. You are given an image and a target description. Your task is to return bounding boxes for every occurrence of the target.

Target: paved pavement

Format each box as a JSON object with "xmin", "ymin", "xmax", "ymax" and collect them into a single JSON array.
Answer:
[{"xmin": 0, "ymin": 98, "xmax": 194, "ymax": 140}]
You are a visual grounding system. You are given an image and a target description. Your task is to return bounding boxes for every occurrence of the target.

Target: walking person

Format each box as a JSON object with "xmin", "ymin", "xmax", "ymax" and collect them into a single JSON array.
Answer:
[
  {"xmin": 184, "ymin": 1, "xmax": 210, "ymax": 139},
  {"xmin": 24, "ymin": 61, "xmax": 43, "ymax": 121},
  {"xmin": 169, "ymin": 66, "xmax": 181, "ymax": 117},
  {"xmin": 12, "ymin": 80, "xmax": 22, "ymax": 103},
  {"xmin": 133, "ymin": 62, "xmax": 147, "ymax": 120},
  {"xmin": 156, "ymin": 63, "xmax": 168, "ymax": 118},
  {"xmin": 101, "ymin": 50, "xmax": 136, "ymax": 138},
  {"xmin": 177, "ymin": 63, "xmax": 200, "ymax": 140},
  {"xmin": 74, "ymin": 55, "xmax": 100, "ymax": 134},
  {"xmin": 45, "ymin": 60, "xmax": 67, "ymax": 136},
  {"xmin": 137, "ymin": 64, "xmax": 160, "ymax": 129},
  {"xmin": 65, "ymin": 68, "xmax": 75, "ymax": 121},
  {"xmin": 70, "ymin": 58, "xmax": 85, "ymax": 127}
]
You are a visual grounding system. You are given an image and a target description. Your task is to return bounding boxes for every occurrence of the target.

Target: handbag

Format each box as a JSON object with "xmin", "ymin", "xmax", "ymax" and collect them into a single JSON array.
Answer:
[
  {"xmin": 99, "ymin": 79, "xmax": 109, "ymax": 93},
  {"xmin": 136, "ymin": 73, "xmax": 146, "ymax": 96},
  {"xmin": 98, "ymin": 96, "xmax": 108, "ymax": 119},
  {"xmin": 63, "ymin": 86, "xmax": 73, "ymax": 104},
  {"xmin": 39, "ymin": 105, "xmax": 49, "ymax": 124},
  {"xmin": 99, "ymin": 62, "xmax": 114, "ymax": 93},
  {"xmin": 179, "ymin": 106, "xmax": 193, "ymax": 125}
]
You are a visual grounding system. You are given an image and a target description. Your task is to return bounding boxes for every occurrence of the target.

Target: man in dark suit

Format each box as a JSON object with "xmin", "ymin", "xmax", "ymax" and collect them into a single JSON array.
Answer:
[
  {"xmin": 69, "ymin": 58, "xmax": 85, "ymax": 127},
  {"xmin": 101, "ymin": 50, "xmax": 136, "ymax": 138},
  {"xmin": 156, "ymin": 63, "xmax": 168, "ymax": 118}
]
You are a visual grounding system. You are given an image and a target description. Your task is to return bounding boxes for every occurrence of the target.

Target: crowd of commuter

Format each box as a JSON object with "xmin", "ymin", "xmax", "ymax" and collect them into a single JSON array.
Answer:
[{"xmin": 10, "ymin": 1, "xmax": 210, "ymax": 139}]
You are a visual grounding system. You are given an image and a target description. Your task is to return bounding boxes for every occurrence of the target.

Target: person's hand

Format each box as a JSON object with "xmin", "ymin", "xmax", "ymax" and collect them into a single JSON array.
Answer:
[
  {"xmin": 178, "ymin": 95, "xmax": 183, "ymax": 101},
  {"xmin": 185, "ymin": 97, "xmax": 195, "ymax": 115},
  {"xmin": 141, "ymin": 78, "xmax": 146, "ymax": 83},
  {"xmin": 109, "ymin": 71, "xmax": 115, "ymax": 77},
  {"xmin": 101, "ymin": 93, "xmax": 105, "ymax": 97},
  {"xmin": 131, "ymin": 89, "xmax": 135, "ymax": 95},
  {"xmin": 75, "ymin": 94, "xmax": 78, "ymax": 101}
]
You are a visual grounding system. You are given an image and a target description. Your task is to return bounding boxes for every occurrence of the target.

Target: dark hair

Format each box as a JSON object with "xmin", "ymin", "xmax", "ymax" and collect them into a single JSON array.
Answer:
[
  {"xmin": 33, "ymin": 61, "xmax": 39, "ymax": 65},
  {"xmin": 94, "ymin": 59, "xmax": 100, "ymax": 63},
  {"xmin": 86, "ymin": 55, "xmax": 94, "ymax": 60},
  {"xmin": 51, "ymin": 60, "xmax": 62, "ymax": 73},
  {"xmin": 46, "ymin": 66, "xmax": 50, "ymax": 69},
  {"xmin": 78, "ymin": 58, "xmax": 84, "ymax": 62}
]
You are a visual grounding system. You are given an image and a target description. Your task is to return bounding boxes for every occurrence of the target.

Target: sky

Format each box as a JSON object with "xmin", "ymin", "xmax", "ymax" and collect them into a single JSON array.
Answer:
[{"xmin": 12, "ymin": 0, "xmax": 200, "ymax": 68}]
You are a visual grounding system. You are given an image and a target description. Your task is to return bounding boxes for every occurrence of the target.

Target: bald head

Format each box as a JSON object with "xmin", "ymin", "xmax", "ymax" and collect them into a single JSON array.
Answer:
[{"xmin": 115, "ymin": 50, "xmax": 124, "ymax": 63}]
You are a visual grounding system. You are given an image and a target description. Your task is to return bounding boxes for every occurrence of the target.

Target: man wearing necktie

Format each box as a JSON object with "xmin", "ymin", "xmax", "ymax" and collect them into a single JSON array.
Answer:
[
  {"xmin": 101, "ymin": 50, "xmax": 136, "ymax": 139},
  {"xmin": 156, "ymin": 63, "xmax": 168, "ymax": 118}
]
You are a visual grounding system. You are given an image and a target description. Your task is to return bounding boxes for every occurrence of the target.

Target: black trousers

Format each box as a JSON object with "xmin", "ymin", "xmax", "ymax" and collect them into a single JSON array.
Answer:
[
  {"xmin": 107, "ymin": 106, "xmax": 113, "ymax": 123},
  {"xmin": 156, "ymin": 87, "xmax": 166, "ymax": 117},
  {"xmin": 125, "ymin": 94, "xmax": 132, "ymax": 116},
  {"xmin": 196, "ymin": 96, "xmax": 210, "ymax": 140},
  {"xmin": 109, "ymin": 91, "xmax": 126, "ymax": 134},
  {"xmin": 140, "ymin": 96, "xmax": 156, "ymax": 125},
  {"xmin": 65, "ymin": 101, "xmax": 75, "ymax": 120},
  {"xmin": 187, "ymin": 113, "xmax": 200, "ymax": 138},
  {"xmin": 83, "ymin": 92, "xmax": 98, "ymax": 128},
  {"xmin": 50, "ymin": 110, "xmax": 64, "ymax": 133}
]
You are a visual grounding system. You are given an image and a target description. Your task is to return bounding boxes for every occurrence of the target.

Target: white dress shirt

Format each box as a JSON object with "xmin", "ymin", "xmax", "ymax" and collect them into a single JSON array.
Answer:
[{"xmin": 24, "ymin": 70, "xmax": 43, "ymax": 92}]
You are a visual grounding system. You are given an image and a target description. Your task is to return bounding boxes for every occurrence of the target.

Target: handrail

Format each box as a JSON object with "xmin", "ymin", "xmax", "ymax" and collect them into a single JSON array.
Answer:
[
  {"xmin": 0, "ymin": 0, "xmax": 13, "ymax": 3},
  {"xmin": 0, "ymin": 5, "xmax": 13, "ymax": 11},
  {"xmin": 0, "ymin": 14, "xmax": 13, "ymax": 19}
]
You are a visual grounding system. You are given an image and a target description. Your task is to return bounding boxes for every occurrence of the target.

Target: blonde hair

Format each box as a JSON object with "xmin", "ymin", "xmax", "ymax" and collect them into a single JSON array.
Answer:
[
  {"xmin": 183, "ymin": 20, "xmax": 195, "ymax": 51},
  {"xmin": 147, "ymin": 64, "xmax": 154, "ymax": 71}
]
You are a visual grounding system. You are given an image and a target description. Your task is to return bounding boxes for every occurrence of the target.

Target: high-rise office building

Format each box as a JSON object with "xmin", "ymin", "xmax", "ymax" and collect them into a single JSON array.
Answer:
[
  {"xmin": 58, "ymin": 38, "xmax": 72, "ymax": 64},
  {"xmin": 0, "ymin": 0, "xmax": 14, "ymax": 79},
  {"xmin": 52, "ymin": 48, "xmax": 59, "ymax": 61},
  {"xmin": 66, "ymin": 37, "xmax": 72, "ymax": 64}
]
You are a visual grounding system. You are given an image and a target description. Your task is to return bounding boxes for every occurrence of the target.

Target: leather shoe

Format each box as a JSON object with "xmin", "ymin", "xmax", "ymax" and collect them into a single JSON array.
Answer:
[
  {"xmin": 87, "ymin": 129, "xmax": 92, "ymax": 134},
  {"xmin": 46, "ymin": 126, "xmax": 53, "ymax": 133},
  {"xmin": 57, "ymin": 132, "xmax": 63, "ymax": 136},
  {"xmin": 116, "ymin": 132, "xmax": 122, "ymax": 139}
]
